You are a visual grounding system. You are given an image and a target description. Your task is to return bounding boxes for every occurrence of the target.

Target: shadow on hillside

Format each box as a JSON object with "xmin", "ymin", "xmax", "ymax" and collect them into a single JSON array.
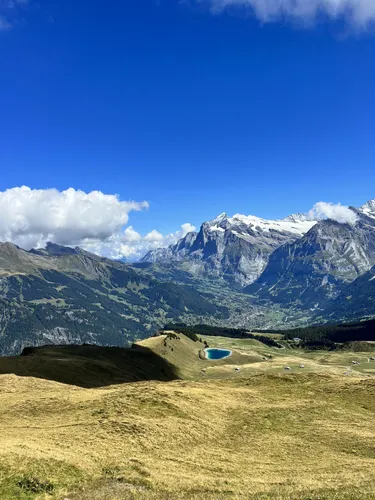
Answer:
[{"xmin": 0, "ymin": 344, "xmax": 180, "ymax": 388}]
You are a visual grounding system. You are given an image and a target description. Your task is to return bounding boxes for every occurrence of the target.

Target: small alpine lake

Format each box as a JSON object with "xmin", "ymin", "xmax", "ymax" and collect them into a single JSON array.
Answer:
[{"xmin": 204, "ymin": 348, "xmax": 232, "ymax": 360}]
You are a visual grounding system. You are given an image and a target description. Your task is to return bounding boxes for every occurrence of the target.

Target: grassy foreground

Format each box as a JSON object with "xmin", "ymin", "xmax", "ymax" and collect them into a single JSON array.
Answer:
[{"xmin": 1, "ymin": 335, "xmax": 375, "ymax": 499}]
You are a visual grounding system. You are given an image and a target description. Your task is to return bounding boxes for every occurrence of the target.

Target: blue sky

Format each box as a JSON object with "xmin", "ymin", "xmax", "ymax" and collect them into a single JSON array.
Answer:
[{"xmin": 0, "ymin": 0, "xmax": 375, "ymax": 258}]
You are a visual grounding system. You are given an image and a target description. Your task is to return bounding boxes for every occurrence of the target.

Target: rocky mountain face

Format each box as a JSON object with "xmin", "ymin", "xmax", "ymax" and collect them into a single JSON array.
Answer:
[
  {"xmin": 245, "ymin": 204, "xmax": 375, "ymax": 309},
  {"xmin": 142, "ymin": 212, "xmax": 317, "ymax": 287},
  {"xmin": 0, "ymin": 243, "xmax": 228, "ymax": 356},
  {"xmin": 318, "ymin": 265, "xmax": 375, "ymax": 322}
]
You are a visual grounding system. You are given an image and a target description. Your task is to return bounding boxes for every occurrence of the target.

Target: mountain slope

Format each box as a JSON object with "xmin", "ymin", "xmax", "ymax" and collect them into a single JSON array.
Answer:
[
  {"xmin": 245, "ymin": 207, "xmax": 375, "ymax": 309},
  {"xmin": 0, "ymin": 243, "xmax": 228, "ymax": 356},
  {"xmin": 142, "ymin": 212, "xmax": 316, "ymax": 287},
  {"xmin": 319, "ymin": 265, "xmax": 375, "ymax": 322}
]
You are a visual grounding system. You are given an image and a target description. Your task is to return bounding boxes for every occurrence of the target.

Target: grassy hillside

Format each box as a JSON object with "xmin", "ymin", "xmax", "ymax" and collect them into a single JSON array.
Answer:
[
  {"xmin": 1, "ymin": 374, "xmax": 375, "ymax": 499},
  {"xmin": 0, "ymin": 343, "xmax": 179, "ymax": 388},
  {"xmin": 1, "ymin": 333, "xmax": 375, "ymax": 499}
]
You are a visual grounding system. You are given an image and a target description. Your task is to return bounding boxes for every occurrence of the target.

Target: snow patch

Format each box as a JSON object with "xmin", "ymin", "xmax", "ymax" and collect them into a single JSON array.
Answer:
[{"xmin": 207, "ymin": 213, "xmax": 317, "ymax": 236}]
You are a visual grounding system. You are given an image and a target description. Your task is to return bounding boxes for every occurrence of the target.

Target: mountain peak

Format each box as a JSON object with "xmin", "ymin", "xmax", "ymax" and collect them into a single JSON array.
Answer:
[
  {"xmin": 30, "ymin": 242, "xmax": 79, "ymax": 257},
  {"xmin": 210, "ymin": 212, "xmax": 228, "ymax": 223},
  {"xmin": 360, "ymin": 199, "xmax": 375, "ymax": 217},
  {"xmin": 0, "ymin": 241, "xmax": 21, "ymax": 252},
  {"xmin": 283, "ymin": 213, "xmax": 311, "ymax": 223}
]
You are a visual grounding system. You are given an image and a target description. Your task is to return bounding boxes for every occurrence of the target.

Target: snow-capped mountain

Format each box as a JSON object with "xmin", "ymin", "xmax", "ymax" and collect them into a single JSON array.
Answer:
[
  {"xmin": 359, "ymin": 199, "xmax": 375, "ymax": 219},
  {"xmin": 246, "ymin": 203, "xmax": 375, "ymax": 308},
  {"xmin": 143, "ymin": 198, "xmax": 375, "ymax": 313},
  {"xmin": 142, "ymin": 211, "xmax": 317, "ymax": 286}
]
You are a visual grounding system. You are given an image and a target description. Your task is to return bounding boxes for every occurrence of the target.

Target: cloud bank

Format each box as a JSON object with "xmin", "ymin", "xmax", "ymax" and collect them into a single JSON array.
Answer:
[
  {"xmin": 203, "ymin": 0, "xmax": 375, "ymax": 27},
  {"xmin": 308, "ymin": 201, "xmax": 358, "ymax": 225},
  {"xmin": 82, "ymin": 223, "xmax": 196, "ymax": 261},
  {"xmin": 0, "ymin": 186, "xmax": 195, "ymax": 260}
]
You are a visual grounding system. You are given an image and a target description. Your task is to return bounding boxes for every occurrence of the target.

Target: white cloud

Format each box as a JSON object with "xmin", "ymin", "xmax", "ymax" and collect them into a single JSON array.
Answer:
[
  {"xmin": 308, "ymin": 201, "xmax": 358, "ymax": 225},
  {"xmin": 81, "ymin": 222, "xmax": 197, "ymax": 261},
  {"xmin": 0, "ymin": 186, "xmax": 149, "ymax": 248},
  {"xmin": 0, "ymin": 186, "xmax": 196, "ymax": 261},
  {"xmin": 202, "ymin": 0, "xmax": 375, "ymax": 27},
  {"xmin": 123, "ymin": 226, "xmax": 142, "ymax": 243},
  {"xmin": 144, "ymin": 229, "xmax": 165, "ymax": 243}
]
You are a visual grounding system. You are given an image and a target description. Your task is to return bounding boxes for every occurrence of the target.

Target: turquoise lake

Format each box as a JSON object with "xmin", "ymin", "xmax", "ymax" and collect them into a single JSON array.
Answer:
[{"xmin": 205, "ymin": 348, "xmax": 232, "ymax": 360}]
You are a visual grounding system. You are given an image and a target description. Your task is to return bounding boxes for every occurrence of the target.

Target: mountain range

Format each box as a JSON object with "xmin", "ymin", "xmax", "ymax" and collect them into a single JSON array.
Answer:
[
  {"xmin": 142, "ymin": 212, "xmax": 317, "ymax": 286},
  {"xmin": 246, "ymin": 207, "xmax": 375, "ymax": 308},
  {"xmin": 1, "ymin": 198, "xmax": 375, "ymax": 355},
  {"xmin": 143, "ymin": 198, "xmax": 375, "ymax": 320}
]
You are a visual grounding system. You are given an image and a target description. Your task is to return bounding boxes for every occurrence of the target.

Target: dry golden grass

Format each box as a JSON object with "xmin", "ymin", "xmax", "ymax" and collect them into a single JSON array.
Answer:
[
  {"xmin": 138, "ymin": 334, "xmax": 264, "ymax": 380},
  {"xmin": 1, "ymin": 335, "xmax": 375, "ymax": 499}
]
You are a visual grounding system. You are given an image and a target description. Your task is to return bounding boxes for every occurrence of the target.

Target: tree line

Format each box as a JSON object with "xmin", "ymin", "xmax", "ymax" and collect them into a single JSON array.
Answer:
[{"xmin": 162, "ymin": 323, "xmax": 281, "ymax": 348}]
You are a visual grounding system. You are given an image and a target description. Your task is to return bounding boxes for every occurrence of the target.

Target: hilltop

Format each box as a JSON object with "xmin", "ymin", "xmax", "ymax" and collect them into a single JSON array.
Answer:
[
  {"xmin": 0, "ymin": 331, "xmax": 264, "ymax": 386},
  {"xmin": 0, "ymin": 343, "xmax": 179, "ymax": 388}
]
